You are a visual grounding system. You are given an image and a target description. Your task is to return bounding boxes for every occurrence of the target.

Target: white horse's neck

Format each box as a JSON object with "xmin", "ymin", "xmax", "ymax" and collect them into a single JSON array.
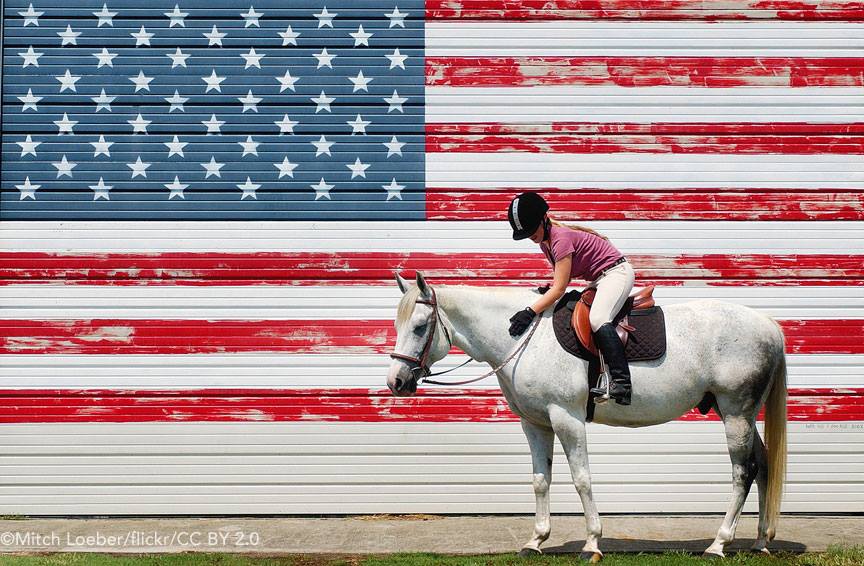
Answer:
[{"xmin": 435, "ymin": 286, "xmax": 535, "ymax": 365}]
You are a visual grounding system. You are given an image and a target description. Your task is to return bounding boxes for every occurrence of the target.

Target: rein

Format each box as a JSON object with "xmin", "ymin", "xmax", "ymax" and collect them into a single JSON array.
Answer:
[{"xmin": 389, "ymin": 287, "xmax": 542, "ymax": 387}]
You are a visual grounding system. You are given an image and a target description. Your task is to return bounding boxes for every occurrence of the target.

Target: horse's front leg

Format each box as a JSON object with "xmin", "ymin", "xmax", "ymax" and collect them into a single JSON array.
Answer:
[
  {"xmin": 518, "ymin": 418, "xmax": 555, "ymax": 555},
  {"xmin": 550, "ymin": 406, "xmax": 603, "ymax": 563}
]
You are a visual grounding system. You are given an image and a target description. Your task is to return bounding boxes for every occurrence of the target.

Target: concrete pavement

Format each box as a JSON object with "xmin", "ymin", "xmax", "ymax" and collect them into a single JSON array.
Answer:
[{"xmin": 0, "ymin": 515, "xmax": 860, "ymax": 554}]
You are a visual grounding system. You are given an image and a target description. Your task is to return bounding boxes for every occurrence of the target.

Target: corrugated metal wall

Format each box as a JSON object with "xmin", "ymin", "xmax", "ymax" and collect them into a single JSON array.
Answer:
[{"xmin": 1, "ymin": 1, "xmax": 863, "ymax": 515}]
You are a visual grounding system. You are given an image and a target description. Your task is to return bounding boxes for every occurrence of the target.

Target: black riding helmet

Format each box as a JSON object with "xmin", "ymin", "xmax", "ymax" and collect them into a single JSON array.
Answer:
[{"xmin": 507, "ymin": 192, "xmax": 549, "ymax": 240}]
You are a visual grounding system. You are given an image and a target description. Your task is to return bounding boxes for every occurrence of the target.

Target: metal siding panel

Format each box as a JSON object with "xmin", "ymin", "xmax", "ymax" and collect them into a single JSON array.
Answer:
[{"xmin": 1, "ymin": 0, "xmax": 862, "ymax": 515}]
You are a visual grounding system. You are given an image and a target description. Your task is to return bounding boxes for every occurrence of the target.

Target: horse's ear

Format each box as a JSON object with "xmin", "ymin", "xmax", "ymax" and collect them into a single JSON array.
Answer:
[
  {"xmin": 395, "ymin": 271, "xmax": 410, "ymax": 294},
  {"xmin": 416, "ymin": 271, "xmax": 432, "ymax": 299}
]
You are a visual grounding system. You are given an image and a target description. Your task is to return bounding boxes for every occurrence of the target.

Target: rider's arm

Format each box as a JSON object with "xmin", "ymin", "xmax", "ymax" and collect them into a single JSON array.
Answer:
[{"xmin": 529, "ymin": 255, "xmax": 572, "ymax": 315}]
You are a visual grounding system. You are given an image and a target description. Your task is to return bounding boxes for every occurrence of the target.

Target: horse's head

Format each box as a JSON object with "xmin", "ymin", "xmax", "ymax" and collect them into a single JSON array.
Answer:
[{"xmin": 387, "ymin": 271, "xmax": 452, "ymax": 396}]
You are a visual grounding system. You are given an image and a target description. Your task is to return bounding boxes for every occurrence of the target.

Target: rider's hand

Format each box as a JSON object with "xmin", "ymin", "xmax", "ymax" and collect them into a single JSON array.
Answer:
[{"xmin": 508, "ymin": 307, "xmax": 536, "ymax": 337}]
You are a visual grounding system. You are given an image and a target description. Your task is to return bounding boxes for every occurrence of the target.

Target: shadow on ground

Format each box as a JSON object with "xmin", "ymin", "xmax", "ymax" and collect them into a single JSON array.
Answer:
[{"xmin": 542, "ymin": 538, "xmax": 807, "ymax": 554}]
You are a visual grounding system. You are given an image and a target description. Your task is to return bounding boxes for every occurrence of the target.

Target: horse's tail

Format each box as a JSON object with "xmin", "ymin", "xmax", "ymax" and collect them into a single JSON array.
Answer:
[{"xmin": 764, "ymin": 321, "xmax": 788, "ymax": 539}]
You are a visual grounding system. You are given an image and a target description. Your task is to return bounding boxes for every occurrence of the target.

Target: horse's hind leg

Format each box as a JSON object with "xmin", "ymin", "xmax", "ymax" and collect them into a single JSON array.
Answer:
[
  {"xmin": 750, "ymin": 431, "xmax": 772, "ymax": 554},
  {"xmin": 519, "ymin": 419, "xmax": 554, "ymax": 555},
  {"xmin": 704, "ymin": 415, "xmax": 758, "ymax": 558}
]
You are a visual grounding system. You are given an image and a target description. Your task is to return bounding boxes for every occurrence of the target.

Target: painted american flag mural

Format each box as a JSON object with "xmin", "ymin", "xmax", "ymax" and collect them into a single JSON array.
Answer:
[{"xmin": 0, "ymin": 1, "xmax": 863, "ymax": 514}]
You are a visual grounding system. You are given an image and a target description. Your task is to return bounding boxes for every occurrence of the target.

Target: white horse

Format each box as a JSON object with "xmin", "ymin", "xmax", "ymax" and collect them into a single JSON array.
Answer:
[{"xmin": 387, "ymin": 272, "xmax": 787, "ymax": 561}]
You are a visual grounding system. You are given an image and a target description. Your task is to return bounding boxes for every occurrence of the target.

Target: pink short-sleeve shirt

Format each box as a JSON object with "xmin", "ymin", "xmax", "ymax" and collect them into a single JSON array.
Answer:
[{"xmin": 540, "ymin": 225, "xmax": 624, "ymax": 281}]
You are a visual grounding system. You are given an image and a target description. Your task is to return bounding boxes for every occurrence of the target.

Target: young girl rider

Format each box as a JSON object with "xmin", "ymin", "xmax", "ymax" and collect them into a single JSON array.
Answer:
[{"xmin": 506, "ymin": 192, "xmax": 636, "ymax": 405}]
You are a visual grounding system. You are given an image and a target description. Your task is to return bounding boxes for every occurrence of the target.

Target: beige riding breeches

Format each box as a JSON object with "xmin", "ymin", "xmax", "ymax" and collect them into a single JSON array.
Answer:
[{"xmin": 586, "ymin": 261, "xmax": 636, "ymax": 332}]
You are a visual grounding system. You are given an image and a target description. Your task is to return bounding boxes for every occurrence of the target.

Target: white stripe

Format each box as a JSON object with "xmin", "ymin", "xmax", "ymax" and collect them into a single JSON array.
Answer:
[
  {"xmin": 0, "ymin": 354, "xmax": 858, "ymax": 389},
  {"xmin": 427, "ymin": 153, "xmax": 864, "ymax": 189},
  {"xmin": 510, "ymin": 197, "xmax": 523, "ymax": 230},
  {"xmin": 427, "ymin": 21, "xmax": 864, "ymax": 56},
  {"xmin": 0, "ymin": 421, "xmax": 860, "ymax": 514},
  {"xmin": 2, "ymin": 285, "xmax": 863, "ymax": 319},
  {"xmin": 426, "ymin": 86, "xmax": 864, "ymax": 123},
  {"xmin": 3, "ymin": 220, "xmax": 863, "ymax": 253}
]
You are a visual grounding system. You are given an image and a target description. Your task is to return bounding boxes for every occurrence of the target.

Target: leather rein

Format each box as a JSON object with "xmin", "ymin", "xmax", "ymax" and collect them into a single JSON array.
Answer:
[{"xmin": 389, "ymin": 287, "xmax": 541, "ymax": 386}]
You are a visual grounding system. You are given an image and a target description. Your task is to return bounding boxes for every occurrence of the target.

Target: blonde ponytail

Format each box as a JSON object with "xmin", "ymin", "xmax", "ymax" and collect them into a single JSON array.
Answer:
[{"xmin": 549, "ymin": 218, "xmax": 609, "ymax": 241}]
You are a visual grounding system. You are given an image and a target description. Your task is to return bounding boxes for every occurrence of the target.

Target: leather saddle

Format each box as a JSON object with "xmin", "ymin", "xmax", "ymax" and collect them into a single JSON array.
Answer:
[{"xmin": 573, "ymin": 286, "xmax": 656, "ymax": 356}]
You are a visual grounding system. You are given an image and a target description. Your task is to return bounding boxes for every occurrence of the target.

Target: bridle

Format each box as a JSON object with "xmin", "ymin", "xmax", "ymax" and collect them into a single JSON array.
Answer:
[{"xmin": 389, "ymin": 286, "xmax": 541, "ymax": 387}]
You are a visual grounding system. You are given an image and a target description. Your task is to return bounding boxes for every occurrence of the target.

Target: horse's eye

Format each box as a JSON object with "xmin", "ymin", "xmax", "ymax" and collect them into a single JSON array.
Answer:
[{"xmin": 414, "ymin": 323, "xmax": 428, "ymax": 335}]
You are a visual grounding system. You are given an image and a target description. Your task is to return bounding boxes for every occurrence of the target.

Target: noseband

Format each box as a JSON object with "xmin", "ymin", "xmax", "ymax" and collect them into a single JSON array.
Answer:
[{"xmin": 389, "ymin": 288, "xmax": 455, "ymax": 382}]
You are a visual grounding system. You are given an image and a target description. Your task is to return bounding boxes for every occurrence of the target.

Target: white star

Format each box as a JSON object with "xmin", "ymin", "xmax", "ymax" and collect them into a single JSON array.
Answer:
[
  {"xmin": 92, "ymin": 89, "xmax": 115, "ymax": 112},
  {"xmin": 348, "ymin": 70, "xmax": 372, "ymax": 92},
  {"xmin": 311, "ymin": 91, "xmax": 334, "ymax": 113},
  {"xmin": 131, "ymin": 26, "xmax": 154, "ymax": 47},
  {"xmin": 16, "ymin": 177, "xmax": 40, "ymax": 200},
  {"xmin": 238, "ymin": 136, "xmax": 260, "ymax": 157},
  {"xmin": 350, "ymin": 25, "xmax": 372, "ymax": 47},
  {"xmin": 274, "ymin": 157, "xmax": 298, "ymax": 178},
  {"xmin": 384, "ymin": 135, "xmax": 405, "ymax": 157},
  {"xmin": 240, "ymin": 47, "xmax": 265, "ymax": 69},
  {"xmin": 383, "ymin": 178, "xmax": 405, "ymax": 200},
  {"xmin": 93, "ymin": 4, "xmax": 117, "ymax": 27},
  {"xmin": 311, "ymin": 178, "xmax": 333, "ymax": 200},
  {"xmin": 127, "ymin": 156, "xmax": 151, "ymax": 178},
  {"xmin": 129, "ymin": 70, "xmax": 154, "ymax": 92},
  {"xmin": 278, "ymin": 26, "xmax": 299, "ymax": 46},
  {"xmin": 53, "ymin": 113, "xmax": 78, "ymax": 134},
  {"xmin": 19, "ymin": 46, "xmax": 43, "ymax": 68},
  {"xmin": 127, "ymin": 113, "xmax": 151, "ymax": 134},
  {"xmin": 313, "ymin": 48, "xmax": 336, "ymax": 69},
  {"xmin": 386, "ymin": 48, "xmax": 408, "ymax": 70},
  {"xmin": 347, "ymin": 114, "xmax": 371, "ymax": 135},
  {"xmin": 90, "ymin": 135, "xmax": 113, "ymax": 157},
  {"xmin": 17, "ymin": 135, "xmax": 41, "ymax": 157},
  {"xmin": 93, "ymin": 48, "xmax": 118, "ymax": 68},
  {"xmin": 202, "ymin": 69, "xmax": 226, "ymax": 93},
  {"xmin": 204, "ymin": 25, "xmax": 226, "ymax": 46},
  {"xmin": 164, "ymin": 135, "xmax": 188, "ymax": 157},
  {"xmin": 239, "ymin": 90, "xmax": 262, "ymax": 112},
  {"xmin": 275, "ymin": 69, "xmax": 299, "ymax": 92},
  {"xmin": 274, "ymin": 114, "xmax": 298, "ymax": 134},
  {"xmin": 311, "ymin": 135, "xmax": 334, "ymax": 157},
  {"xmin": 164, "ymin": 176, "xmax": 188, "ymax": 200},
  {"xmin": 56, "ymin": 69, "xmax": 81, "ymax": 92},
  {"xmin": 314, "ymin": 7, "xmax": 337, "ymax": 28},
  {"xmin": 346, "ymin": 157, "xmax": 370, "ymax": 179},
  {"xmin": 165, "ymin": 5, "xmax": 188, "ymax": 27},
  {"xmin": 201, "ymin": 156, "xmax": 225, "ymax": 178},
  {"xmin": 89, "ymin": 177, "xmax": 113, "ymax": 200},
  {"xmin": 384, "ymin": 90, "xmax": 408, "ymax": 113},
  {"xmin": 58, "ymin": 25, "xmax": 81, "ymax": 46},
  {"xmin": 165, "ymin": 90, "xmax": 188, "ymax": 113},
  {"xmin": 166, "ymin": 47, "xmax": 189, "ymax": 68},
  {"xmin": 202, "ymin": 114, "xmax": 225, "ymax": 134},
  {"xmin": 20, "ymin": 4, "xmax": 44, "ymax": 27},
  {"xmin": 241, "ymin": 6, "xmax": 262, "ymax": 27},
  {"xmin": 237, "ymin": 177, "xmax": 261, "ymax": 200},
  {"xmin": 53, "ymin": 155, "xmax": 76, "ymax": 178},
  {"xmin": 19, "ymin": 89, "xmax": 42, "ymax": 112},
  {"xmin": 385, "ymin": 6, "xmax": 408, "ymax": 28}
]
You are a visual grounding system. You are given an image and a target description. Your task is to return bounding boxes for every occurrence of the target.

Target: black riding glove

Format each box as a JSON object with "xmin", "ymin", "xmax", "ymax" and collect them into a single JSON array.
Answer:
[
  {"xmin": 536, "ymin": 284, "xmax": 550, "ymax": 295},
  {"xmin": 508, "ymin": 307, "xmax": 536, "ymax": 337}
]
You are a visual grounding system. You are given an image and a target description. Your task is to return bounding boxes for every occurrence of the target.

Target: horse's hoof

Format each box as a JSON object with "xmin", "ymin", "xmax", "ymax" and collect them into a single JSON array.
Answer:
[
  {"xmin": 701, "ymin": 551, "xmax": 724, "ymax": 560},
  {"xmin": 519, "ymin": 547, "xmax": 542, "ymax": 557},
  {"xmin": 580, "ymin": 551, "xmax": 603, "ymax": 563},
  {"xmin": 751, "ymin": 546, "xmax": 770, "ymax": 555}
]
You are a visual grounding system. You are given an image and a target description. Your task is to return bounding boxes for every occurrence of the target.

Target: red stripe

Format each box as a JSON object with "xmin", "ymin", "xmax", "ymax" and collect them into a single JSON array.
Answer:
[
  {"xmin": 1, "ymin": 253, "xmax": 861, "ymax": 286},
  {"xmin": 426, "ymin": 123, "xmax": 864, "ymax": 135},
  {"xmin": 426, "ymin": 188, "xmax": 864, "ymax": 221},
  {"xmin": 426, "ymin": 57, "xmax": 864, "ymax": 87},
  {"xmin": 0, "ymin": 387, "xmax": 858, "ymax": 423},
  {"xmin": 426, "ymin": 0, "xmax": 864, "ymax": 21},
  {"xmin": 0, "ymin": 318, "xmax": 859, "ymax": 354}
]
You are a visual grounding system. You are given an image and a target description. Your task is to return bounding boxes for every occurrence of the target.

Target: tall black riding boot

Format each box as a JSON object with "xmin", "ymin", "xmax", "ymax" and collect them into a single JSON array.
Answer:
[{"xmin": 589, "ymin": 323, "xmax": 632, "ymax": 406}]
